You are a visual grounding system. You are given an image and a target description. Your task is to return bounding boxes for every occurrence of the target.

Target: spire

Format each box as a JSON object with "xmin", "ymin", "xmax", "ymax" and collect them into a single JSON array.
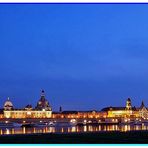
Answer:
[
  {"xmin": 140, "ymin": 100, "xmax": 145, "ymax": 108},
  {"xmin": 59, "ymin": 106, "xmax": 62, "ymax": 113},
  {"xmin": 7, "ymin": 97, "xmax": 9, "ymax": 101},
  {"xmin": 41, "ymin": 89, "xmax": 45, "ymax": 97},
  {"xmin": 126, "ymin": 97, "xmax": 132, "ymax": 110}
]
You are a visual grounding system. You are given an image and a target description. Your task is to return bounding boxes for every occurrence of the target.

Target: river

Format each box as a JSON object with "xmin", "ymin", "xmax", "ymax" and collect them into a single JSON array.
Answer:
[{"xmin": 1, "ymin": 124, "xmax": 148, "ymax": 135}]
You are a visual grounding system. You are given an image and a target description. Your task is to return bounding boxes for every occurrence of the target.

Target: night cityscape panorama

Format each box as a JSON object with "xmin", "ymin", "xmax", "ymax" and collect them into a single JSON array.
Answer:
[
  {"xmin": 1, "ymin": 3, "xmax": 148, "ymax": 144},
  {"xmin": 0, "ymin": 4, "xmax": 148, "ymax": 111}
]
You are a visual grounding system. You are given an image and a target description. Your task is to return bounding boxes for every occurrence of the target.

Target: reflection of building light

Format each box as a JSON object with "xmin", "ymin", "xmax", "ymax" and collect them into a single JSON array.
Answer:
[
  {"xmin": 136, "ymin": 125, "xmax": 139, "ymax": 130},
  {"xmin": 115, "ymin": 125, "xmax": 118, "ymax": 131},
  {"xmin": 43, "ymin": 129, "xmax": 46, "ymax": 133},
  {"xmin": 33, "ymin": 128, "xmax": 36, "ymax": 133},
  {"xmin": 84, "ymin": 126, "xmax": 87, "ymax": 132},
  {"xmin": 104, "ymin": 126, "xmax": 107, "ymax": 131},
  {"xmin": 12, "ymin": 129, "xmax": 14, "ymax": 134},
  {"xmin": 61, "ymin": 128, "xmax": 64, "ymax": 133},
  {"xmin": 112, "ymin": 125, "xmax": 115, "ymax": 131},
  {"xmin": 76, "ymin": 127, "xmax": 79, "ymax": 132},
  {"xmin": 6, "ymin": 129, "xmax": 10, "ymax": 135},
  {"xmin": 0, "ymin": 129, "xmax": 3, "ymax": 135},
  {"xmin": 68, "ymin": 128, "xmax": 70, "ymax": 133},
  {"xmin": 88, "ymin": 126, "xmax": 93, "ymax": 131},
  {"xmin": 107, "ymin": 126, "xmax": 110, "ymax": 131},
  {"xmin": 98, "ymin": 126, "xmax": 101, "ymax": 131},
  {"xmin": 5, "ymin": 121, "xmax": 8, "ymax": 123},
  {"xmin": 23, "ymin": 127, "xmax": 26, "ymax": 134},
  {"xmin": 124, "ymin": 125, "xmax": 130, "ymax": 132},
  {"xmin": 128, "ymin": 125, "xmax": 130, "ymax": 131},
  {"xmin": 124, "ymin": 125, "xmax": 128, "ymax": 132},
  {"xmin": 45, "ymin": 127, "xmax": 48, "ymax": 132},
  {"xmin": 71, "ymin": 127, "xmax": 76, "ymax": 132},
  {"xmin": 142, "ymin": 123, "xmax": 145, "ymax": 130}
]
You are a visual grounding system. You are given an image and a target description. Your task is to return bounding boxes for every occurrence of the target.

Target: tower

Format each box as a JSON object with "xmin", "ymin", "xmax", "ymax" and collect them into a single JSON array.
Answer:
[
  {"xmin": 139, "ymin": 100, "xmax": 148, "ymax": 119},
  {"xmin": 126, "ymin": 98, "xmax": 132, "ymax": 110},
  {"xmin": 59, "ymin": 106, "xmax": 62, "ymax": 113},
  {"xmin": 36, "ymin": 90, "xmax": 52, "ymax": 111},
  {"xmin": 140, "ymin": 101, "xmax": 145, "ymax": 109}
]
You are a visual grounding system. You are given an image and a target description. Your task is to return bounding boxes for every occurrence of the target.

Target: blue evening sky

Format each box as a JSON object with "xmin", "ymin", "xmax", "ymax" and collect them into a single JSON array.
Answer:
[{"xmin": 0, "ymin": 4, "xmax": 148, "ymax": 111}]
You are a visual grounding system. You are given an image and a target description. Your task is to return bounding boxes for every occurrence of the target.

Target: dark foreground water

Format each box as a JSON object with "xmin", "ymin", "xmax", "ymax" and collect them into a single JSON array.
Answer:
[{"xmin": 1, "ymin": 124, "xmax": 148, "ymax": 135}]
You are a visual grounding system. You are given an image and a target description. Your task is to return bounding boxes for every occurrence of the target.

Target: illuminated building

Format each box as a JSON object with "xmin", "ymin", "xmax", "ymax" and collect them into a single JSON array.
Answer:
[
  {"xmin": 3, "ymin": 90, "xmax": 52, "ymax": 119},
  {"xmin": 52, "ymin": 110, "xmax": 107, "ymax": 119},
  {"xmin": 4, "ymin": 97, "xmax": 13, "ymax": 110},
  {"xmin": 139, "ymin": 101, "xmax": 148, "ymax": 119},
  {"xmin": 0, "ymin": 93, "xmax": 148, "ymax": 121},
  {"xmin": 101, "ymin": 98, "xmax": 144, "ymax": 119},
  {"xmin": 35, "ymin": 90, "xmax": 51, "ymax": 111}
]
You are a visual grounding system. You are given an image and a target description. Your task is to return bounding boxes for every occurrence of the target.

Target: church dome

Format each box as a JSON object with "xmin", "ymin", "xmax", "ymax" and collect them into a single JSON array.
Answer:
[
  {"xmin": 4, "ymin": 97, "xmax": 13, "ymax": 110},
  {"xmin": 36, "ymin": 90, "xmax": 52, "ymax": 111}
]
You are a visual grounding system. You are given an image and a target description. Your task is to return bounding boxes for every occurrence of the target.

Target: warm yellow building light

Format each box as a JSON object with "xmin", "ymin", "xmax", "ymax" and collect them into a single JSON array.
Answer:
[{"xmin": 27, "ymin": 111, "xmax": 31, "ymax": 115}]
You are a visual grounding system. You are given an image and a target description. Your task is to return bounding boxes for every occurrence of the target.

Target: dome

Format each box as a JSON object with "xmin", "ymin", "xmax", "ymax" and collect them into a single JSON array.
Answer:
[
  {"xmin": 4, "ymin": 97, "xmax": 13, "ymax": 110},
  {"xmin": 36, "ymin": 90, "xmax": 52, "ymax": 111}
]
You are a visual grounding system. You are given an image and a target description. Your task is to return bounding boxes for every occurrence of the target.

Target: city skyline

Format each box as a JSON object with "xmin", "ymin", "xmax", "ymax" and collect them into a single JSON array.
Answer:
[
  {"xmin": 1, "ymin": 4, "xmax": 148, "ymax": 110},
  {"xmin": 0, "ymin": 89, "xmax": 146, "ymax": 112}
]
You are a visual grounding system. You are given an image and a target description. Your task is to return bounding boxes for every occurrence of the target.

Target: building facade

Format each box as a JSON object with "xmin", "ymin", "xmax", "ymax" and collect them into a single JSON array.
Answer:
[
  {"xmin": 3, "ymin": 90, "xmax": 52, "ymax": 119},
  {"xmin": 1, "ymin": 94, "xmax": 148, "ymax": 120},
  {"xmin": 101, "ymin": 98, "xmax": 147, "ymax": 119}
]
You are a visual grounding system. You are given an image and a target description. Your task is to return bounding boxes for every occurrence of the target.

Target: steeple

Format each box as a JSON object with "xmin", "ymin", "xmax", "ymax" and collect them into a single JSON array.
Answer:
[
  {"xmin": 40, "ymin": 89, "xmax": 45, "ymax": 101},
  {"xmin": 41, "ymin": 89, "xmax": 45, "ymax": 97},
  {"xmin": 140, "ymin": 100, "xmax": 145, "ymax": 109},
  {"xmin": 59, "ymin": 106, "xmax": 62, "ymax": 113},
  {"xmin": 126, "ymin": 98, "xmax": 132, "ymax": 110}
]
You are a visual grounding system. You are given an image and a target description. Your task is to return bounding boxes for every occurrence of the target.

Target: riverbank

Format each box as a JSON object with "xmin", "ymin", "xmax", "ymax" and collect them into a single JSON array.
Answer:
[{"xmin": 0, "ymin": 131, "xmax": 148, "ymax": 144}]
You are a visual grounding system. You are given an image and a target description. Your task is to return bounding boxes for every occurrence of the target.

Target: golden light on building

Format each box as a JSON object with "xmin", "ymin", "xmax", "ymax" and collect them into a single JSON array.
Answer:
[{"xmin": 0, "ymin": 94, "xmax": 147, "ymax": 125}]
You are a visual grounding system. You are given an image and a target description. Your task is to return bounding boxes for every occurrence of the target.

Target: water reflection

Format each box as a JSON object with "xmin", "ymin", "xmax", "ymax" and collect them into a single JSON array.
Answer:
[{"xmin": 0, "ymin": 124, "xmax": 148, "ymax": 135}]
